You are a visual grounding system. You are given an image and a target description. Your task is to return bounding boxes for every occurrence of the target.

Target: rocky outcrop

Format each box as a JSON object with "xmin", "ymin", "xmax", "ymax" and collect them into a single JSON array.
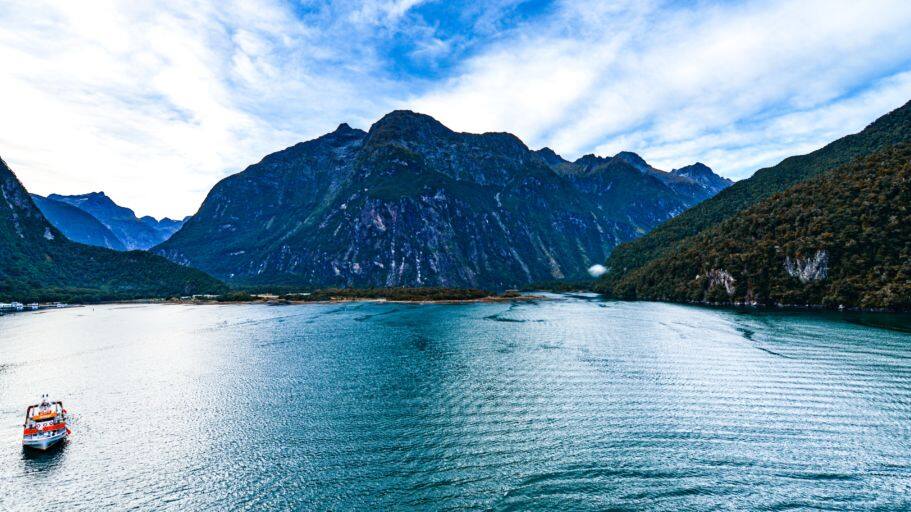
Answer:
[
  {"xmin": 784, "ymin": 250, "xmax": 829, "ymax": 283},
  {"xmin": 706, "ymin": 269, "xmax": 736, "ymax": 295}
]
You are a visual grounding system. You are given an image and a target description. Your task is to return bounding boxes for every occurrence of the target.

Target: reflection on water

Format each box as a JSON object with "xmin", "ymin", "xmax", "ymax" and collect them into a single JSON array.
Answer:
[
  {"xmin": 1, "ymin": 297, "xmax": 911, "ymax": 511},
  {"xmin": 21, "ymin": 440, "xmax": 68, "ymax": 474}
]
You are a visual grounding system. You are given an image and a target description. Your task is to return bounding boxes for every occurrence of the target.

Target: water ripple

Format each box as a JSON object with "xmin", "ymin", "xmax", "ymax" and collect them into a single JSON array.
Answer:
[{"xmin": 1, "ymin": 299, "xmax": 910, "ymax": 510}]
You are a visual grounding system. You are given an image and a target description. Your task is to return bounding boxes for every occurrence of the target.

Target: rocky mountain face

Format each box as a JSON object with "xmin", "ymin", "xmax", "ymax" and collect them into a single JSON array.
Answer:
[
  {"xmin": 31, "ymin": 194, "xmax": 126, "ymax": 250},
  {"xmin": 155, "ymin": 111, "xmax": 731, "ymax": 289},
  {"xmin": 46, "ymin": 192, "xmax": 185, "ymax": 250},
  {"xmin": 564, "ymin": 151, "xmax": 731, "ymax": 206},
  {"xmin": 0, "ymin": 156, "xmax": 223, "ymax": 302}
]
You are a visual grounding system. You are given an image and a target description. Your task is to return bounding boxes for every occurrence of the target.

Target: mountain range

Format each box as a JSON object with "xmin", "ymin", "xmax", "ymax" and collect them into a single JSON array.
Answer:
[
  {"xmin": 33, "ymin": 192, "xmax": 186, "ymax": 250},
  {"xmin": 3, "ymin": 100, "xmax": 908, "ymax": 309},
  {"xmin": 597, "ymin": 99, "xmax": 911, "ymax": 309},
  {"xmin": 0, "ymin": 157, "xmax": 224, "ymax": 302},
  {"xmin": 154, "ymin": 111, "xmax": 730, "ymax": 289}
]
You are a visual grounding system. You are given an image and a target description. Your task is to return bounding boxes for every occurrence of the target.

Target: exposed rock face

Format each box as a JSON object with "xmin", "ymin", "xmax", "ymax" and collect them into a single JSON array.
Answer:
[
  {"xmin": 155, "ymin": 111, "xmax": 731, "ymax": 289},
  {"xmin": 706, "ymin": 269, "xmax": 736, "ymax": 295},
  {"xmin": 784, "ymin": 250, "xmax": 829, "ymax": 283}
]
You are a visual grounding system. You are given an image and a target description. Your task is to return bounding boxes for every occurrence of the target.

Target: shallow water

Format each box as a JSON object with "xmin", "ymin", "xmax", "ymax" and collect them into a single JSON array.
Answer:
[{"xmin": 2, "ymin": 297, "xmax": 910, "ymax": 510}]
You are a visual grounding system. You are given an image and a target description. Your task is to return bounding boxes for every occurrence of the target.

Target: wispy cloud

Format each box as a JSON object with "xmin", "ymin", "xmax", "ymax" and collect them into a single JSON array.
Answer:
[
  {"xmin": 0, "ymin": 0, "xmax": 421, "ymax": 218},
  {"xmin": 0, "ymin": 0, "xmax": 909, "ymax": 218},
  {"xmin": 412, "ymin": 0, "xmax": 911, "ymax": 175}
]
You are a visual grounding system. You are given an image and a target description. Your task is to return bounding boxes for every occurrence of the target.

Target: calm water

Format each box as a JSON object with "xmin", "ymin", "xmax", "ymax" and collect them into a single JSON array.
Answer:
[{"xmin": 2, "ymin": 296, "xmax": 911, "ymax": 511}]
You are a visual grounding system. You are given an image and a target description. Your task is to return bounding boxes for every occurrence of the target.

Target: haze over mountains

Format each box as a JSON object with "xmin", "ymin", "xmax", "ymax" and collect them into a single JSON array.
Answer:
[
  {"xmin": 154, "ymin": 111, "xmax": 730, "ymax": 289},
  {"xmin": 34, "ymin": 192, "xmax": 186, "ymax": 250}
]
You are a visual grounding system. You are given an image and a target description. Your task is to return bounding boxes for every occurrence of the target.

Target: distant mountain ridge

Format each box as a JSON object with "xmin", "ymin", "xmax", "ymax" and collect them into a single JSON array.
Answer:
[
  {"xmin": 0, "ymin": 156, "xmax": 224, "ymax": 302},
  {"xmin": 155, "ymin": 110, "xmax": 731, "ymax": 289},
  {"xmin": 31, "ymin": 194, "xmax": 126, "ymax": 250},
  {"xmin": 40, "ymin": 192, "xmax": 185, "ymax": 250},
  {"xmin": 671, "ymin": 163, "xmax": 732, "ymax": 196}
]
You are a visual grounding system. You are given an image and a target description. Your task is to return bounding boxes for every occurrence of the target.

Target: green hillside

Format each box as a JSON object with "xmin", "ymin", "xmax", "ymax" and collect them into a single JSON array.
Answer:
[
  {"xmin": 605, "ymin": 144, "xmax": 911, "ymax": 310},
  {"xmin": 601, "ymin": 100, "xmax": 911, "ymax": 289}
]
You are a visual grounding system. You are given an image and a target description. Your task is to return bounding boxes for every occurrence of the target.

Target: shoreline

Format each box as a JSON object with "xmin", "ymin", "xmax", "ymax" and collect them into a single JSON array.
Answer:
[
  {"xmin": 116, "ymin": 294, "xmax": 546, "ymax": 306},
  {"xmin": 4, "ymin": 292, "xmax": 905, "ymax": 315}
]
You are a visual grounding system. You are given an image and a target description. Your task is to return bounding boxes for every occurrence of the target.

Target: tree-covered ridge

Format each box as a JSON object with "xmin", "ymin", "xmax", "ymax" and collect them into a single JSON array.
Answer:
[
  {"xmin": 0, "ymin": 156, "xmax": 225, "ymax": 302},
  {"xmin": 601, "ymin": 99, "xmax": 911, "ymax": 289},
  {"xmin": 599, "ymin": 144, "xmax": 911, "ymax": 310}
]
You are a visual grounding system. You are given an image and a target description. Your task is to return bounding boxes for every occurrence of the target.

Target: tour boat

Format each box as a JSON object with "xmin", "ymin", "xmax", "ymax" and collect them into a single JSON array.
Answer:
[{"xmin": 22, "ymin": 395, "xmax": 69, "ymax": 450}]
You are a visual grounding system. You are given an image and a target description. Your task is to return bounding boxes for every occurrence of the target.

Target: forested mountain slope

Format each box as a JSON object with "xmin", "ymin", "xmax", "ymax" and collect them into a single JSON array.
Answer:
[
  {"xmin": 601, "ymin": 100, "xmax": 911, "ymax": 289},
  {"xmin": 603, "ymin": 144, "xmax": 911, "ymax": 310}
]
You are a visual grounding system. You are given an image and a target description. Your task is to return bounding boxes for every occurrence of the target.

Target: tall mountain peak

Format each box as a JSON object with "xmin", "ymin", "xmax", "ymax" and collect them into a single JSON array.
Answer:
[
  {"xmin": 370, "ymin": 110, "xmax": 448, "ymax": 131},
  {"xmin": 613, "ymin": 151, "xmax": 651, "ymax": 172},
  {"xmin": 364, "ymin": 110, "xmax": 453, "ymax": 149},
  {"xmin": 535, "ymin": 147, "xmax": 567, "ymax": 166},
  {"xmin": 155, "ymin": 112, "xmax": 732, "ymax": 289}
]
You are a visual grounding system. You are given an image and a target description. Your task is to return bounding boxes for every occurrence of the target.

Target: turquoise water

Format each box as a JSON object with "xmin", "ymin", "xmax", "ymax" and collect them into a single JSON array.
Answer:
[{"xmin": 1, "ymin": 296, "xmax": 911, "ymax": 510}]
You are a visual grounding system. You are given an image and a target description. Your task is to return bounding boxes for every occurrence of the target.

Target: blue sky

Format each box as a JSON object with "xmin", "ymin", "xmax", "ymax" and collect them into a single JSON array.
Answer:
[{"xmin": 1, "ymin": 0, "xmax": 911, "ymax": 218}]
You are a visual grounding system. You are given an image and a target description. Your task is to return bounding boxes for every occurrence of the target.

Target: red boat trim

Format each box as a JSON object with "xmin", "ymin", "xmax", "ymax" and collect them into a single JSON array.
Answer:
[{"xmin": 23, "ymin": 423, "xmax": 66, "ymax": 435}]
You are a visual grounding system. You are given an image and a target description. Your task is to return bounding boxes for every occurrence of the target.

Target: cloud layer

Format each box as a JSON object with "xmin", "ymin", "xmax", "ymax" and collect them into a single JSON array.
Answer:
[{"xmin": 1, "ymin": 0, "xmax": 910, "ymax": 218}]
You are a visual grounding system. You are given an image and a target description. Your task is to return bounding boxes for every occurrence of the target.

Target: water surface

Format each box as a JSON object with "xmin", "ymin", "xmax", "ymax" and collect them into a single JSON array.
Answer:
[{"xmin": 2, "ymin": 297, "xmax": 910, "ymax": 510}]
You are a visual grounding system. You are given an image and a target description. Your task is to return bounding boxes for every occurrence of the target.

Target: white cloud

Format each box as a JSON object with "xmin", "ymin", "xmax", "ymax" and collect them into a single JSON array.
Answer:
[
  {"xmin": 410, "ymin": 0, "xmax": 911, "ymax": 176},
  {"xmin": 350, "ymin": 0, "xmax": 428, "ymax": 26},
  {"xmin": 0, "ymin": 0, "xmax": 409, "ymax": 218},
  {"xmin": 588, "ymin": 264, "xmax": 607, "ymax": 278},
  {"xmin": 1, "ymin": 0, "xmax": 910, "ymax": 219}
]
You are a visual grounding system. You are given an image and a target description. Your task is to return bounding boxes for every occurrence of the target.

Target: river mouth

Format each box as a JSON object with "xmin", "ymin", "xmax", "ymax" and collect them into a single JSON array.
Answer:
[{"xmin": 2, "ymin": 297, "xmax": 910, "ymax": 510}]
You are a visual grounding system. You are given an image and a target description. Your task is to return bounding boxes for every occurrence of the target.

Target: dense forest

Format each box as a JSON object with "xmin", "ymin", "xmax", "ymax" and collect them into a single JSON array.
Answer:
[
  {"xmin": 597, "ymin": 144, "xmax": 911, "ymax": 310},
  {"xmin": 600, "ymin": 100, "xmax": 911, "ymax": 292}
]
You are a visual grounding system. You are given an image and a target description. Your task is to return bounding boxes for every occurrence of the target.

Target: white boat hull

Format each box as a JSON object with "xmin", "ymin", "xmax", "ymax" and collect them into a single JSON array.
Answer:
[{"xmin": 23, "ymin": 430, "xmax": 67, "ymax": 450}]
